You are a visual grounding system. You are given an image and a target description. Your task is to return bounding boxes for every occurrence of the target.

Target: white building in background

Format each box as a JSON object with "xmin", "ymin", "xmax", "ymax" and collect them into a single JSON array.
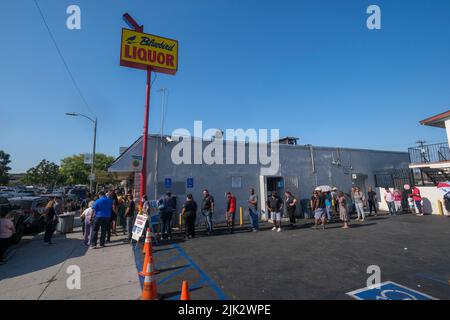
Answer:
[
  {"xmin": 109, "ymin": 134, "xmax": 409, "ymax": 221},
  {"xmin": 404, "ymin": 110, "xmax": 450, "ymax": 215}
]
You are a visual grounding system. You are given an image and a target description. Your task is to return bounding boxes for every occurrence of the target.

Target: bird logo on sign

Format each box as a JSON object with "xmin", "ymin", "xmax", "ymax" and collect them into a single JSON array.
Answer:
[{"xmin": 126, "ymin": 35, "xmax": 138, "ymax": 44}]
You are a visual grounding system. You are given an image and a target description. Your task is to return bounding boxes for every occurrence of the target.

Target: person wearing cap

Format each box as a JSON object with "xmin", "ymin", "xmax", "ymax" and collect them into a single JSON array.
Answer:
[
  {"xmin": 267, "ymin": 191, "xmax": 283, "ymax": 232},
  {"xmin": 311, "ymin": 188, "xmax": 327, "ymax": 229}
]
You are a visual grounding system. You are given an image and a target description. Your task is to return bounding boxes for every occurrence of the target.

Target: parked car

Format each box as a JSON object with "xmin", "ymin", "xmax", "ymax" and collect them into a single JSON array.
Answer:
[
  {"xmin": 15, "ymin": 190, "xmax": 36, "ymax": 197},
  {"xmin": 67, "ymin": 188, "xmax": 89, "ymax": 201},
  {"xmin": 8, "ymin": 196, "xmax": 48, "ymax": 232},
  {"xmin": 0, "ymin": 196, "xmax": 26, "ymax": 244}
]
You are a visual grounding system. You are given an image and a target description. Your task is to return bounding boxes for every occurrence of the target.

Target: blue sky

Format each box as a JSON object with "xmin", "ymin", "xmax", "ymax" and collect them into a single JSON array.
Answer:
[{"xmin": 1, "ymin": 0, "xmax": 450, "ymax": 173}]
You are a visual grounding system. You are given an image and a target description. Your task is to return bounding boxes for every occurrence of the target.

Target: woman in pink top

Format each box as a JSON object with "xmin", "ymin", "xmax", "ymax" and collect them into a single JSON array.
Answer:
[
  {"xmin": 393, "ymin": 190, "xmax": 403, "ymax": 214},
  {"xmin": 0, "ymin": 211, "xmax": 16, "ymax": 264}
]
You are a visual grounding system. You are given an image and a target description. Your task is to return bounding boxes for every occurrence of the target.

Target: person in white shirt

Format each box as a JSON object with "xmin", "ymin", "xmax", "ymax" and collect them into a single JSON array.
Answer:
[
  {"xmin": 80, "ymin": 201, "xmax": 95, "ymax": 246},
  {"xmin": 384, "ymin": 188, "xmax": 396, "ymax": 216}
]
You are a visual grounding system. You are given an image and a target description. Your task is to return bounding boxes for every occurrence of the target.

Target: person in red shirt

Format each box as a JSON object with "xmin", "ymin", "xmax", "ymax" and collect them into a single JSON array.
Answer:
[
  {"xmin": 411, "ymin": 186, "xmax": 423, "ymax": 215},
  {"xmin": 226, "ymin": 192, "xmax": 237, "ymax": 234}
]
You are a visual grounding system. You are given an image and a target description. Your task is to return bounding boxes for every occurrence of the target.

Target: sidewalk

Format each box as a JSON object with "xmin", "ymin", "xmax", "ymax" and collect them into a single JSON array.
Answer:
[{"xmin": 0, "ymin": 217, "xmax": 141, "ymax": 300}]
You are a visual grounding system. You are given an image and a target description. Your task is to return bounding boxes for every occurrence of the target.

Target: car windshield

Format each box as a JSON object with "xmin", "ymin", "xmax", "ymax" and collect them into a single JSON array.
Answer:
[{"xmin": 9, "ymin": 200, "xmax": 33, "ymax": 209}]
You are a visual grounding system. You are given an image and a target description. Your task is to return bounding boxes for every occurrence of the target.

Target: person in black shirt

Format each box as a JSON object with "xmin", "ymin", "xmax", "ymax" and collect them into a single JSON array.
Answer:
[
  {"xmin": 201, "ymin": 189, "xmax": 215, "ymax": 235},
  {"xmin": 311, "ymin": 188, "xmax": 327, "ymax": 230},
  {"xmin": 285, "ymin": 191, "xmax": 297, "ymax": 228},
  {"xmin": 267, "ymin": 191, "xmax": 283, "ymax": 232},
  {"xmin": 125, "ymin": 194, "xmax": 136, "ymax": 242},
  {"xmin": 181, "ymin": 194, "xmax": 197, "ymax": 239},
  {"xmin": 367, "ymin": 187, "xmax": 378, "ymax": 216},
  {"xmin": 44, "ymin": 199, "xmax": 57, "ymax": 245}
]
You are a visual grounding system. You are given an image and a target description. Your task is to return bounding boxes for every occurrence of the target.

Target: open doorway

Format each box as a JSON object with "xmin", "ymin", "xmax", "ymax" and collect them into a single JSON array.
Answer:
[
  {"xmin": 352, "ymin": 173, "xmax": 368, "ymax": 196},
  {"xmin": 260, "ymin": 176, "xmax": 285, "ymax": 220}
]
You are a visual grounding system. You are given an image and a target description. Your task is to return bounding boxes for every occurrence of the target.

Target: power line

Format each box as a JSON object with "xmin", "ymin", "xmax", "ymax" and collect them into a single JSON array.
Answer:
[{"xmin": 33, "ymin": 0, "xmax": 95, "ymax": 117}]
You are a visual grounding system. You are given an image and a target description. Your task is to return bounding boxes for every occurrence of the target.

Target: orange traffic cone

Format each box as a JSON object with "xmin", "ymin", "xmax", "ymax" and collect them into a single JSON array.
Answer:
[
  {"xmin": 180, "ymin": 280, "xmax": 190, "ymax": 300},
  {"xmin": 142, "ymin": 228, "xmax": 151, "ymax": 254},
  {"xmin": 141, "ymin": 254, "xmax": 158, "ymax": 300},
  {"xmin": 139, "ymin": 244, "xmax": 159, "ymax": 277}
]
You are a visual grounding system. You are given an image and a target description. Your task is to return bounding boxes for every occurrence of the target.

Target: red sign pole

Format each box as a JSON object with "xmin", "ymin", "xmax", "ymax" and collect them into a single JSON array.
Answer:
[
  {"xmin": 140, "ymin": 66, "xmax": 151, "ymax": 205},
  {"xmin": 122, "ymin": 13, "xmax": 149, "ymax": 207}
]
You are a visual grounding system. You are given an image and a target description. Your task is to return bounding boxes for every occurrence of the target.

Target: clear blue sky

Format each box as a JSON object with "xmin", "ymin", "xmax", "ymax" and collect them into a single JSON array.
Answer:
[{"xmin": 1, "ymin": 0, "xmax": 450, "ymax": 173}]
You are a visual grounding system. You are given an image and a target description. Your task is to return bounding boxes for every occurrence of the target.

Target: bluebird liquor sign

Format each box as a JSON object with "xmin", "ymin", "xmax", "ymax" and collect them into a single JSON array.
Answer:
[
  {"xmin": 120, "ymin": 28, "xmax": 178, "ymax": 75},
  {"xmin": 119, "ymin": 13, "xmax": 178, "ymax": 206}
]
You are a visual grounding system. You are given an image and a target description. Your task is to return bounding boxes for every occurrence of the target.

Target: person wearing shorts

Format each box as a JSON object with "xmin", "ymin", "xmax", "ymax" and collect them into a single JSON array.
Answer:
[
  {"xmin": 312, "ymin": 188, "xmax": 327, "ymax": 230},
  {"xmin": 267, "ymin": 191, "xmax": 283, "ymax": 232}
]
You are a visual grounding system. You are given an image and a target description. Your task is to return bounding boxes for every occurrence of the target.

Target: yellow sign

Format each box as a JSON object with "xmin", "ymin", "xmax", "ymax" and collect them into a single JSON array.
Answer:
[{"xmin": 120, "ymin": 28, "xmax": 178, "ymax": 75}]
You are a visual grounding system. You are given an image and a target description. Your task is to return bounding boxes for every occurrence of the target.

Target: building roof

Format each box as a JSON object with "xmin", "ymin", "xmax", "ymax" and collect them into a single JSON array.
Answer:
[{"xmin": 420, "ymin": 110, "xmax": 450, "ymax": 128}]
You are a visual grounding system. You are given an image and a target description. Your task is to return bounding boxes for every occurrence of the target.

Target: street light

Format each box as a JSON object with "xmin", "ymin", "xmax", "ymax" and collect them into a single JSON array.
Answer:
[{"xmin": 65, "ymin": 112, "xmax": 97, "ymax": 193}]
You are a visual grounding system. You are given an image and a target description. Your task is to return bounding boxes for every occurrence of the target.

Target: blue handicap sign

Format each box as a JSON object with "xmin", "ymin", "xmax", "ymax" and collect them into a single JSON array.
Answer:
[
  {"xmin": 164, "ymin": 178, "xmax": 172, "ymax": 189},
  {"xmin": 187, "ymin": 177, "xmax": 194, "ymax": 188},
  {"xmin": 347, "ymin": 281, "xmax": 436, "ymax": 300}
]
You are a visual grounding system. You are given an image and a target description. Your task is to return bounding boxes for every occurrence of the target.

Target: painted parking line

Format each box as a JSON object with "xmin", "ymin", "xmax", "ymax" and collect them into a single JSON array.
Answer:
[
  {"xmin": 347, "ymin": 281, "xmax": 438, "ymax": 300},
  {"xmin": 171, "ymin": 243, "xmax": 228, "ymax": 300},
  {"xmin": 416, "ymin": 273, "xmax": 450, "ymax": 287},
  {"xmin": 133, "ymin": 242, "xmax": 228, "ymax": 300}
]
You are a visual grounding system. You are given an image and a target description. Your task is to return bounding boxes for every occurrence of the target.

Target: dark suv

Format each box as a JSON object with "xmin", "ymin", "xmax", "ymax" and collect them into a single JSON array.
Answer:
[{"xmin": 0, "ymin": 197, "xmax": 25, "ymax": 244}]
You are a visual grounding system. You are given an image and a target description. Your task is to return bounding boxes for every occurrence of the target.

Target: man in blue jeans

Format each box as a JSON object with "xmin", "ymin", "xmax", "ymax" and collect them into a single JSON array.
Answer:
[
  {"xmin": 201, "ymin": 189, "xmax": 215, "ymax": 235},
  {"xmin": 247, "ymin": 188, "xmax": 259, "ymax": 231},
  {"xmin": 91, "ymin": 191, "xmax": 113, "ymax": 249},
  {"xmin": 125, "ymin": 194, "xmax": 136, "ymax": 242}
]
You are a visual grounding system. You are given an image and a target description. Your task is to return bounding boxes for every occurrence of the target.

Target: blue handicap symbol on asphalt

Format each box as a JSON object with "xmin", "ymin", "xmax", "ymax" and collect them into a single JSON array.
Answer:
[
  {"xmin": 347, "ymin": 281, "xmax": 437, "ymax": 300},
  {"xmin": 164, "ymin": 178, "xmax": 172, "ymax": 189}
]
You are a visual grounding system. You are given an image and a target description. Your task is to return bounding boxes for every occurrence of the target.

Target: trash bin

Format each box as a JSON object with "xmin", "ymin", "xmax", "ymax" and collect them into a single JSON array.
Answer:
[{"xmin": 57, "ymin": 212, "xmax": 75, "ymax": 234}]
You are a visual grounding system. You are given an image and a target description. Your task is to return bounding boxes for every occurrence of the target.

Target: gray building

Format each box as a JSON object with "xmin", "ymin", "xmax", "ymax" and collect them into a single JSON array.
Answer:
[{"xmin": 109, "ymin": 135, "xmax": 410, "ymax": 221}]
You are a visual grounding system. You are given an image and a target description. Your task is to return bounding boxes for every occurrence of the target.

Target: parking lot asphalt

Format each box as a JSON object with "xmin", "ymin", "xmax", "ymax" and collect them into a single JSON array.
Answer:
[{"xmin": 140, "ymin": 213, "xmax": 450, "ymax": 300}]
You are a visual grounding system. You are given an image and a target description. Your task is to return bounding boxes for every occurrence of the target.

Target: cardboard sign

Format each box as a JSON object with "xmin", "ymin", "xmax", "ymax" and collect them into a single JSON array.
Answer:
[{"xmin": 131, "ymin": 214, "xmax": 148, "ymax": 241}]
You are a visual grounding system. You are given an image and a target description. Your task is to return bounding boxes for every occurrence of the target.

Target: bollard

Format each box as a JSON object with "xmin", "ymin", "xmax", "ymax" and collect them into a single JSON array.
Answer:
[
  {"xmin": 240, "ymin": 207, "xmax": 243, "ymax": 226},
  {"xmin": 179, "ymin": 213, "xmax": 182, "ymax": 227},
  {"xmin": 437, "ymin": 200, "xmax": 443, "ymax": 216}
]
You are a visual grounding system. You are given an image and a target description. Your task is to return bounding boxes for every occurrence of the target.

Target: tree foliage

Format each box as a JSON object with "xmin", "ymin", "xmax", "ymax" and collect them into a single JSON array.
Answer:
[
  {"xmin": 0, "ymin": 150, "xmax": 12, "ymax": 185},
  {"xmin": 59, "ymin": 153, "xmax": 116, "ymax": 186},
  {"xmin": 23, "ymin": 159, "xmax": 62, "ymax": 187}
]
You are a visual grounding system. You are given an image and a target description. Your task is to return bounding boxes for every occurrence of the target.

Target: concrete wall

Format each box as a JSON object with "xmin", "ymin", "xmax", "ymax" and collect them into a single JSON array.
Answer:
[
  {"xmin": 376, "ymin": 186, "xmax": 449, "ymax": 215},
  {"xmin": 110, "ymin": 136, "xmax": 411, "ymax": 223}
]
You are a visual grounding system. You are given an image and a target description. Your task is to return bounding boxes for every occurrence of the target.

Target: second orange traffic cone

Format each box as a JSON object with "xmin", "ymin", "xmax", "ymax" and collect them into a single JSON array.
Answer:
[
  {"xmin": 142, "ymin": 228, "xmax": 151, "ymax": 254},
  {"xmin": 180, "ymin": 280, "xmax": 190, "ymax": 300},
  {"xmin": 141, "ymin": 254, "xmax": 158, "ymax": 300}
]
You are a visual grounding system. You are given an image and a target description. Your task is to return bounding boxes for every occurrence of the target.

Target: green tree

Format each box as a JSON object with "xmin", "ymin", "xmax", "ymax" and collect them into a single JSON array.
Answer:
[
  {"xmin": 0, "ymin": 150, "xmax": 12, "ymax": 185},
  {"xmin": 60, "ymin": 153, "xmax": 117, "ymax": 186},
  {"xmin": 23, "ymin": 160, "xmax": 62, "ymax": 187}
]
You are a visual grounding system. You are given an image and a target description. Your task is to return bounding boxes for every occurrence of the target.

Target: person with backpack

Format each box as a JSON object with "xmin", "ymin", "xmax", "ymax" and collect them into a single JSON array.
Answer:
[
  {"xmin": 181, "ymin": 194, "xmax": 198, "ymax": 239},
  {"xmin": 285, "ymin": 191, "xmax": 297, "ymax": 228},
  {"xmin": 158, "ymin": 192, "xmax": 174, "ymax": 240},
  {"xmin": 201, "ymin": 189, "xmax": 215, "ymax": 235}
]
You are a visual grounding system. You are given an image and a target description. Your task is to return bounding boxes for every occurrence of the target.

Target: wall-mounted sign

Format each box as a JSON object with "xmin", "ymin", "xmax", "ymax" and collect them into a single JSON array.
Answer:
[
  {"xmin": 187, "ymin": 177, "xmax": 194, "ymax": 189},
  {"xmin": 131, "ymin": 155, "xmax": 142, "ymax": 171},
  {"xmin": 120, "ymin": 28, "xmax": 178, "ymax": 75},
  {"xmin": 232, "ymin": 177, "xmax": 242, "ymax": 189},
  {"xmin": 164, "ymin": 178, "xmax": 172, "ymax": 189}
]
